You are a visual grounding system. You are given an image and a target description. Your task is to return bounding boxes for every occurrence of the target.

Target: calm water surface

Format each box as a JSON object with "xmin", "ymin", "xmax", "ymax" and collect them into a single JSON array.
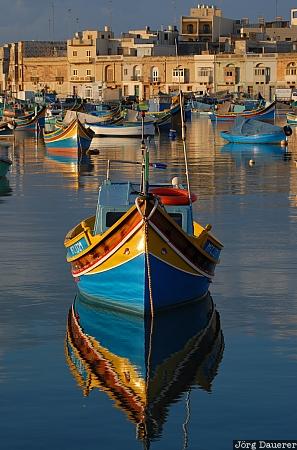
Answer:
[{"xmin": 1, "ymin": 116, "xmax": 297, "ymax": 450}]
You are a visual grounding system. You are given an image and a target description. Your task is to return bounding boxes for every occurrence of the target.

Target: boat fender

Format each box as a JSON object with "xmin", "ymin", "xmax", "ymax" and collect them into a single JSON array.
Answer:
[
  {"xmin": 150, "ymin": 187, "xmax": 197, "ymax": 205},
  {"xmin": 283, "ymin": 125, "xmax": 292, "ymax": 136}
]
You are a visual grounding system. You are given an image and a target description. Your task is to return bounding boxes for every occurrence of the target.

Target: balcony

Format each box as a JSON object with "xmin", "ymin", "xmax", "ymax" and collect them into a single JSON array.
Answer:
[
  {"xmin": 254, "ymin": 75, "xmax": 269, "ymax": 84},
  {"xmin": 285, "ymin": 74, "xmax": 296, "ymax": 84},
  {"xmin": 148, "ymin": 76, "xmax": 161, "ymax": 83},
  {"xmin": 68, "ymin": 56, "xmax": 94, "ymax": 64},
  {"xmin": 130, "ymin": 75, "xmax": 143, "ymax": 81},
  {"xmin": 197, "ymin": 74, "xmax": 213, "ymax": 84},
  {"xmin": 70, "ymin": 76, "xmax": 95, "ymax": 82},
  {"xmin": 69, "ymin": 38, "xmax": 93, "ymax": 46},
  {"xmin": 172, "ymin": 76, "xmax": 185, "ymax": 83},
  {"xmin": 224, "ymin": 76, "xmax": 236, "ymax": 85}
]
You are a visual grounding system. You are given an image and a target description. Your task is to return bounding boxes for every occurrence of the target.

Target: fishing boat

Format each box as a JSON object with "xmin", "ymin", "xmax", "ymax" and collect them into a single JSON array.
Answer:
[
  {"xmin": 286, "ymin": 112, "xmax": 297, "ymax": 125},
  {"xmin": 65, "ymin": 291, "xmax": 224, "ymax": 443},
  {"xmin": 64, "ymin": 107, "xmax": 222, "ymax": 315},
  {"xmin": 220, "ymin": 117, "xmax": 291, "ymax": 144},
  {"xmin": 87, "ymin": 120, "xmax": 155, "ymax": 137},
  {"xmin": 43, "ymin": 117, "xmax": 95, "ymax": 153},
  {"xmin": 209, "ymin": 100, "xmax": 276, "ymax": 122},
  {"xmin": 0, "ymin": 156, "xmax": 12, "ymax": 177},
  {"xmin": 14, "ymin": 105, "xmax": 46, "ymax": 130}
]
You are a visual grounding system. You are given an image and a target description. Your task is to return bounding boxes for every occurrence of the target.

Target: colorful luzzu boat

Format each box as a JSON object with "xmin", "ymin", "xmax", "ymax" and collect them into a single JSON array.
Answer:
[
  {"xmin": 209, "ymin": 100, "xmax": 276, "ymax": 122},
  {"xmin": 64, "ymin": 142, "xmax": 223, "ymax": 316},
  {"xmin": 14, "ymin": 105, "xmax": 46, "ymax": 130},
  {"xmin": 43, "ymin": 118, "xmax": 95, "ymax": 153},
  {"xmin": 65, "ymin": 292, "xmax": 224, "ymax": 443}
]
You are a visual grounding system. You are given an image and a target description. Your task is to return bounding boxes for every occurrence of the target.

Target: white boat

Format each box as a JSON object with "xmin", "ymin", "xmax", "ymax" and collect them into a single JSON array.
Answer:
[{"xmin": 87, "ymin": 121, "xmax": 155, "ymax": 137}]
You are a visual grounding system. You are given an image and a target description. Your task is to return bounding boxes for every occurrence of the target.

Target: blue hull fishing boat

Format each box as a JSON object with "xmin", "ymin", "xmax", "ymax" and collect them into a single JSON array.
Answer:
[
  {"xmin": 66, "ymin": 292, "xmax": 224, "ymax": 443},
  {"xmin": 220, "ymin": 118, "xmax": 291, "ymax": 144},
  {"xmin": 64, "ymin": 107, "xmax": 223, "ymax": 315},
  {"xmin": 43, "ymin": 118, "xmax": 94, "ymax": 153}
]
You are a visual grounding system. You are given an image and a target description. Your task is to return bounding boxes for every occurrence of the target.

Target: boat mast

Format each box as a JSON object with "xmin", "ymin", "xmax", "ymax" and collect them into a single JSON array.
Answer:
[
  {"xmin": 175, "ymin": 39, "xmax": 194, "ymax": 233},
  {"xmin": 140, "ymin": 111, "xmax": 149, "ymax": 196}
]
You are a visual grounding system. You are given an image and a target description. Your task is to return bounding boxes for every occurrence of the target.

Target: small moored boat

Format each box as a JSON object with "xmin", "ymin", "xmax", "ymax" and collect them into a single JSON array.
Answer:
[
  {"xmin": 87, "ymin": 120, "xmax": 155, "ymax": 137},
  {"xmin": 220, "ymin": 117, "xmax": 291, "ymax": 144},
  {"xmin": 210, "ymin": 100, "xmax": 276, "ymax": 122},
  {"xmin": 43, "ymin": 117, "xmax": 95, "ymax": 153},
  {"xmin": 64, "ymin": 140, "xmax": 223, "ymax": 316}
]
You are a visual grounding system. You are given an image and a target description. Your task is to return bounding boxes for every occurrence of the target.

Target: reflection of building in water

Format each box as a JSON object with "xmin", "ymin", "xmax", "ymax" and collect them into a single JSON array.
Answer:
[{"xmin": 65, "ymin": 293, "xmax": 224, "ymax": 444}]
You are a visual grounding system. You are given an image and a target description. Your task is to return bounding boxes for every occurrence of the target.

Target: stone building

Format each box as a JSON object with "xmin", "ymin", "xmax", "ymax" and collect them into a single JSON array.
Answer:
[{"xmin": 180, "ymin": 4, "xmax": 235, "ymax": 43}]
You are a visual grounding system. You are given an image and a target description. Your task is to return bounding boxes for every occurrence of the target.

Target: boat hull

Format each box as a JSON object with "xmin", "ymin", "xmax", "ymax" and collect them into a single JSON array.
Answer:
[
  {"xmin": 65, "ymin": 198, "xmax": 221, "ymax": 316},
  {"xmin": 220, "ymin": 130, "xmax": 286, "ymax": 144},
  {"xmin": 210, "ymin": 101, "xmax": 276, "ymax": 122},
  {"xmin": 75, "ymin": 252, "xmax": 210, "ymax": 315},
  {"xmin": 88, "ymin": 122, "xmax": 155, "ymax": 137},
  {"xmin": 43, "ymin": 118, "xmax": 94, "ymax": 152}
]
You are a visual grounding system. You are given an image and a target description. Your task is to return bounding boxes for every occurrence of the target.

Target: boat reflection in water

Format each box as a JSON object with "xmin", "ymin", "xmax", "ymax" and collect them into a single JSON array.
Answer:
[
  {"xmin": 65, "ymin": 292, "xmax": 224, "ymax": 444},
  {"xmin": 0, "ymin": 176, "xmax": 12, "ymax": 197}
]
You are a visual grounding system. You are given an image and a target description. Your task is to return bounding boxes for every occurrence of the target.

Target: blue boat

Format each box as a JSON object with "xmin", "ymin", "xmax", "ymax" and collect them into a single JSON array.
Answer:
[
  {"xmin": 64, "ymin": 138, "xmax": 223, "ymax": 316},
  {"xmin": 220, "ymin": 118, "xmax": 289, "ymax": 144},
  {"xmin": 65, "ymin": 291, "xmax": 224, "ymax": 443},
  {"xmin": 43, "ymin": 117, "xmax": 95, "ymax": 153}
]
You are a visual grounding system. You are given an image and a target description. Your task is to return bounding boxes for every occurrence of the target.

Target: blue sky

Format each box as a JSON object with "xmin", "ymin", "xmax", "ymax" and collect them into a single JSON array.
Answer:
[{"xmin": 0, "ymin": 0, "xmax": 297, "ymax": 43}]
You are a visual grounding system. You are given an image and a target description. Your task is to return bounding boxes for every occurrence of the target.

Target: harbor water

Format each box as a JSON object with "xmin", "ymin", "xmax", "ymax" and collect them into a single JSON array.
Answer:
[{"xmin": 1, "ymin": 115, "xmax": 297, "ymax": 449}]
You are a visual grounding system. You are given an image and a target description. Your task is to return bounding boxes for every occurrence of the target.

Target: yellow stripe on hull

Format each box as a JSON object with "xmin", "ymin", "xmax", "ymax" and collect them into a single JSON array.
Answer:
[
  {"xmin": 88, "ymin": 221, "xmax": 200, "ymax": 276},
  {"xmin": 87, "ymin": 224, "xmax": 145, "ymax": 274}
]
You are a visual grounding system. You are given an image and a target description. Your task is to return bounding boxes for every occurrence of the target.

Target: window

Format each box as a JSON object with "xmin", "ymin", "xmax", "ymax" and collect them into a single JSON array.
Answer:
[
  {"xmin": 86, "ymin": 69, "xmax": 91, "ymax": 75},
  {"xmin": 173, "ymin": 68, "xmax": 184, "ymax": 78},
  {"xmin": 124, "ymin": 85, "xmax": 128, "ymax": 96},
  {"xmin": 87, "ymin": 35, "xmax": 92, "ymax": 39},
  {"xmin": 164, "ymin": 33, "xmax": 168, "ymax": 40},
  {"xmin": 255, "ymin": 68, "xmax": 265, "ymax": 76},
  {"xmin": 56, "ymin": 76, "xmax": 64, "ymax": 84},
  {"xmin": 203, "ymin": 24, "xmax": 210, "ymax": 34},
  {"xmin": 226, "ymin": 70, "xmax": 233, "ymax": 77},
  {"xmin": 86, "ymin": 50, "xmax": 91, "ymax": 56},
  {"xmin": 106, "ymin": 212, "xmax": 125, "ymax": 227},
  {"xmin": 152, "ymin": 67, "xmax": 159, "ymax": 82},
  {"xmin": 286, "ymin": 63, "xmax": 296, "ymax": 76},
  {"xmin": 72, "ymin": 51, "xmax": 77, "ymax": 56},
  {"xmin": 169, "ymin": 213, "xmax": 182, "ymax": 227},
  {"xmin": 198, "ymin": 67, "xmax": 212, "ymax": 77},
  {"xmin": 124, "ymin": 68, "xmax": 128, "ymax": 75},
  {"xmin": 73, "ymin": 69, "xmax": 78, "ymax": 76},
  {"xmin": 187, "ymin": 24, "xmax": 194, "ymax": 34}
]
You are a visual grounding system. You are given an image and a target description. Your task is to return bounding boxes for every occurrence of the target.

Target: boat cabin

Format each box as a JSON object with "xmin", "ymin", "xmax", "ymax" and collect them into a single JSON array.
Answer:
[{"xmin": 93, "ymin": 180, "xmax": 194, "ymax": 235}]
